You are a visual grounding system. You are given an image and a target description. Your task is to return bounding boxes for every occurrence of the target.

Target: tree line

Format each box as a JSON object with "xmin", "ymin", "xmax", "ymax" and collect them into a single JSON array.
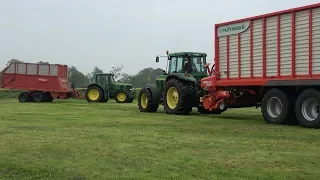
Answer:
[{"xmin": 0, "ymin": 59, "xmax": 164, "ymax": 88}]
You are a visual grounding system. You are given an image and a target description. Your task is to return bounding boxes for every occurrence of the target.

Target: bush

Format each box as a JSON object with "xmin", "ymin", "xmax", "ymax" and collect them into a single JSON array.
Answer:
[{"xmin": 0, "ymin": 89, "xmax": 22, "ymax": 99}]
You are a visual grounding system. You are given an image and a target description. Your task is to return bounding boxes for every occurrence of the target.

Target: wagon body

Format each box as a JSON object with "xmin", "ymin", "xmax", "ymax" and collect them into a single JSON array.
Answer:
[
  {"xmin": 1, "ymin": 62, "xmax": 75, "ymax": 100},
  {"xmin": 214, "ymin": 3, "xmax": 320, "ymax": 86},
  {"xmin": 200, "ymin": 3, "xmax": 320, "ymax": 129}
]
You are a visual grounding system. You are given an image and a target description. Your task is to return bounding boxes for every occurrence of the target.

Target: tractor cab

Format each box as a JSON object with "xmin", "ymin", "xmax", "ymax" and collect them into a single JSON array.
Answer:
[
  {"xmin": 94, "ymin": 73, "xmax": 115, "ymax": 90},
  {"xmin": 137, "ymin": 50, "xmax": 212, "ymax": 115},
  {"xmin": 156, "ymin": 51, "xmax": 208, "ymax": 81}
]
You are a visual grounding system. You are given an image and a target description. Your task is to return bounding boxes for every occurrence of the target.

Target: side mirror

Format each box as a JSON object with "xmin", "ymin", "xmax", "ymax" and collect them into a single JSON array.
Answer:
[{"xmin": 156, "ymin": 56, "xmax": 159, "ymax": 63}]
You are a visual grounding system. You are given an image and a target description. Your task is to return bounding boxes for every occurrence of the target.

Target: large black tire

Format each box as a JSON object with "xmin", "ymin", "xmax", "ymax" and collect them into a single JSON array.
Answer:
[
  {"xmin": 85, "ymin": 85, "xmax": 104, "ymax": 103},
  {"xmin": 32, "ymin": 92, "xmax": 44, "ymax": 102},
  {"xmin": 261, "ymin": 88, "xmax": 293, "ymax": 125},
  {"xmin": 18, "ymin": 92, "xmax": 30, "ymax": 102},
  {"xmin": 43, "ymin": 92, "xmax": 53, "ymax": 102},
  {"xmin": 163, "ymin": 79, "xmax": 194, "ymax": 115},
  {"xmin": 294, "ymin": 89, "xmax": 320, "ymax": 129},
  {"xmin": 138, "ymin": 88, "xmax": 159, "ymax": 112},
  {"xmin": 114, "ymin": 90, "xmax": 129, "ymax": 103}
]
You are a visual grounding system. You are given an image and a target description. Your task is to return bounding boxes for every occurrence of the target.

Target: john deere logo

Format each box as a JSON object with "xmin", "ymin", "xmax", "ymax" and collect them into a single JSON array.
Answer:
[{"xmin": 218, "ymin": 21, "xmax": 250, "ymax": 37}]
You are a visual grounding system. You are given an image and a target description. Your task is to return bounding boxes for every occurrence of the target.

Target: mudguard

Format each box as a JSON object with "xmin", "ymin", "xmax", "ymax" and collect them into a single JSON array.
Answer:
[
  {"xmin": 142, "ymin": 84, "xmax": 161, "ymax": 104},
  {"xmin": 166, "ymin": 73, "xmax": 197, "ymax": 83}
]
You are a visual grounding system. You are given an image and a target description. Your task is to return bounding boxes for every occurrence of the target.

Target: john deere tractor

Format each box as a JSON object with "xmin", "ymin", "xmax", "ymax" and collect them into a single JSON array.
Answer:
[
  {"xmin": 137, "ymin": 50, "xmax": 209, "ymax": 115},
  {"xmin": 85, "ymin": 73, "xmax": 134, "ymax": 103}
]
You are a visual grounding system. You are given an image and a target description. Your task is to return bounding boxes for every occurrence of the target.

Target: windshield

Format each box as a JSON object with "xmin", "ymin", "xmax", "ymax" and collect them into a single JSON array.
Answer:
[{"xmin": 168, "ymin": 56, "xmax": 206, "ymax": 73}]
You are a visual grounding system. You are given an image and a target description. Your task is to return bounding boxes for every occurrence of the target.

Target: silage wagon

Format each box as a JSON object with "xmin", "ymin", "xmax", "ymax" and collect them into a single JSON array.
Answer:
[
  {"xmin": 200, "ymin": 3, "xmax": 320, "ymax": 128},
  {"xmin": 1, "ymin": 62, "xmax": 79, "ymax": 102}
]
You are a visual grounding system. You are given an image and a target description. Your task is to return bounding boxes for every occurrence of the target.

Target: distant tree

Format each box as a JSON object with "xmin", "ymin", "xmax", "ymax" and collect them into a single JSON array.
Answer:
[
  {"xmin": 92, "ymin": 67, "xmax": 103, "ymax": 74},
  {"xmin": 117, "ymin": 67, "xmax": 164, "ymax": 88},
  {"xmin": 67, "ymin": 66, "xmax": 90, "ymax": 88},
  {"xmin": 110, "ymin": 65, "xmax": 123, "ymax": 80},
  {"xmin": 86, "ymin": 73, "xmax": 93, "ymax": 84},
  {"xmin": 118, "ymin": 73, "xmax": 133, "ymax": 83},
  {"xmin": 87, "ymin": 67, "xmax": 104, "ymax": 83}
]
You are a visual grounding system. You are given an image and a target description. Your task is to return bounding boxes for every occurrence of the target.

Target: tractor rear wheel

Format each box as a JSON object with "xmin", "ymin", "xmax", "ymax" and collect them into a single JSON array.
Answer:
[
  {"xmin": 138, "ymin": 88, "xmax": 158, "ymax": 112},
  {"xmin": 114, "ymin": 90, "xmax": 129, "ymax": 103},
  {"xmin": 163, "ymin": 79, "xmax": 194, "ymax": 115},
  {"xmin": 18, "ymin": 92, "xmax": 30, "ymax": 102},
  {"xmin": 85, "ymin": 85, "xmax": 104, "ymax": 102}
]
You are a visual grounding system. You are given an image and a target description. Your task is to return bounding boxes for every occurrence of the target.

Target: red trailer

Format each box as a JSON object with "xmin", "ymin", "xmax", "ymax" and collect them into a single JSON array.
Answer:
[
  {"xmin": 1, "ymin": 62, "xmax": 79, "ymax": 102},
  {"xmin": 200, "ymin": 3, "xmax": 320, "ymax": 128}
]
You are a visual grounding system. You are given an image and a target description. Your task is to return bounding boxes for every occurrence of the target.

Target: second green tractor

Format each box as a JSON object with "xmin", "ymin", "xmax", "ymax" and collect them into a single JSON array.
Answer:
[
  {"xmin": 85, "ymin": 73, "xmax": 134, "ymax": 103},
  {"xmin": 137, "ymin": 51, "xmax": 211, "ymax": 115}
]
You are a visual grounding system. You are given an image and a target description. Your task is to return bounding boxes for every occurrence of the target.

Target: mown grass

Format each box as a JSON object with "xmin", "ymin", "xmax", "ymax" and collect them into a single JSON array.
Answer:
[{"xmin": 0, "ymin": 98, "xmax": 320, "ymax": 180}]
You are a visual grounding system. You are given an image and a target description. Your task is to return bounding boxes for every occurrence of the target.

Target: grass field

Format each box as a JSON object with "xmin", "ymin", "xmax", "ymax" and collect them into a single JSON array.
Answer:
[{"xmin": 1, "ymin": 98, "xmax": 320, "ymax": 180}]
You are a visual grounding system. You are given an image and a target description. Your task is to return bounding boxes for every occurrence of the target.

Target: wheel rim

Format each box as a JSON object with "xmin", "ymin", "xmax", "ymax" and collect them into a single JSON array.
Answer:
[
  {"xmin": 140, "ymin": 93, "xmax": 148, "ymax": 108},
  {"xmin": 117, "ymin": 93, "xmax": 126, "ymax": 102},
  {"xmin": 88, "ymin": 89, "xmax": 100, "ymax": 101},
  {"xmin": 267, "ymin": 97, "xmax": 282, "ymax": 118},
  {"xmin": 219, "ymin": 101, "xmax": 226, "ymax": 110},
  {"xmin": 166, "ymin": 87, "xmax": 179, "ymax": 109},
  {"xmin": 301, "ymin": 98, "xmax": 319, "ymax": 121}
]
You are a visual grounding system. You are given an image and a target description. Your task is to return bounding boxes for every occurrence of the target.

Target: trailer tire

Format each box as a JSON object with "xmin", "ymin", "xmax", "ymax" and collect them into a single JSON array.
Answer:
[
  {"xmin": 261, "ymin": 88, "xmax": 292, "ymax": 125},
  {"xmin": 43, "ymin": 93, "xmax": 53, "ymax": 102},
  {"xmin": 18, "ymin": 92, "xmax": 30, "ymax": 102},
  {"xmin": 138, "ymin": 88, "xmax": 158, "ymax": 112},
  {"xmin": 32, "ymin": 92, "xmax": 44, "ymax": 102},
  {"xmin": 294, "ymin": 89, "xmax": 320, "ymax": 129}
]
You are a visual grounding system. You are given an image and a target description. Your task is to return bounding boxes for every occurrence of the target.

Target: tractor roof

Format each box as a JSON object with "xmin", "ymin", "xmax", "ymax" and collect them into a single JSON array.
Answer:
[
  {"xmin": 169, "ymin": 52, "xmax": 207, "ymax": 57},
  {"xmin": 95, "ymin": 73, "xmax": 114, "ymax": 76}
]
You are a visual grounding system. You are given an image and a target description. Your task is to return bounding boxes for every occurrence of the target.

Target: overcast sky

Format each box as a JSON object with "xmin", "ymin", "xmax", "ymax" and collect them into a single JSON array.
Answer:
[{"xmin": 0, "ymin": 0, "xmax": 319, "ymax": 75}]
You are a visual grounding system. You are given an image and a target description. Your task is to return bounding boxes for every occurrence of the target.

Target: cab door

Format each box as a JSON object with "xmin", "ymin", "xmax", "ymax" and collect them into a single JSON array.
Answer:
[{"xmin": 96, "ymin": 75, "xmax": 109, "ymax": 91}]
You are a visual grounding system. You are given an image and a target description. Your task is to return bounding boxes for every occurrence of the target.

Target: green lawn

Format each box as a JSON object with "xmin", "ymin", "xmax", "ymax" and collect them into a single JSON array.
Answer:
[{"xmin": 0, "ymin": 98, "xmax": 320, "ymax": 180}]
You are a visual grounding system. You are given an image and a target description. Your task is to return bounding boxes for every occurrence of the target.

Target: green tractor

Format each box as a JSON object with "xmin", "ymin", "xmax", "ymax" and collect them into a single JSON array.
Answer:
[
  {"xmin": 85, "ymin": 73, "xmax": 134, "ymax": 103},
  {"xmin": 137, "ymin": 51, "xmax": 209, "ymax": 115}
]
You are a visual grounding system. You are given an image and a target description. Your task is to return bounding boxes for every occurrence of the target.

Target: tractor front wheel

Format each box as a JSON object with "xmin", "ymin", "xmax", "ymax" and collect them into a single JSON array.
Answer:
[
  {"xmin": 163, "ymin": 79, "xmax": 194, "ymax": 115},
  {"xmin": 114, "ymin": 90, "xmax": 129, "ymax": 103},
  {"xmin": 85, "ymin": 85, "xmax": 104, "ymax": 102},
  {"xmin": 138, "ymin": 88, "xmax": 159, "ymax": 112}
]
